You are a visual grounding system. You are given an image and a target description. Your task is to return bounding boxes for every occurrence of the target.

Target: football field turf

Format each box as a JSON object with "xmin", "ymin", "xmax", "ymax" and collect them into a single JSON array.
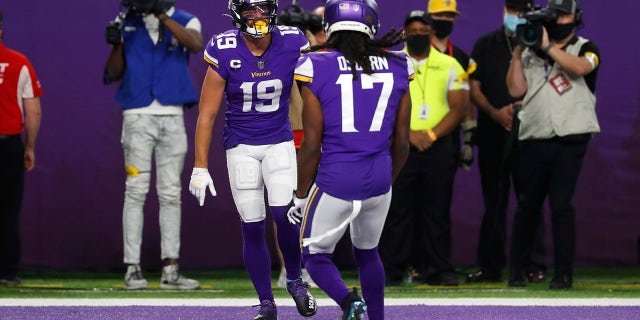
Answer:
[{"xmin": 1, "ymin": 267, "xmax": 639, "ymax": 319}]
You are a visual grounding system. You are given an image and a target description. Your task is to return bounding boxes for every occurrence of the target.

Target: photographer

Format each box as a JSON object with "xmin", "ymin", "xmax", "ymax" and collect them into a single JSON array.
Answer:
[
  {"xmin": 103, "ymin": 0, "xmax": 202, "ymax": 290},
  {"xmin": 466, "ymin": 0, "xmax": 547, "ymax": 284},
  {"xmin": 506, "ymin": 0, "xmax": 600, "ymax": 289}
]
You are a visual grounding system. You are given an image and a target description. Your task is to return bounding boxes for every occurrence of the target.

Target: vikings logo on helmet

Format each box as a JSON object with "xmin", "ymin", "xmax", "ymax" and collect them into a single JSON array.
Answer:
[
  {"xmin": 323, "ymin": 0, "xmax": 380, "ymax": 39},
  {"xmin": 228, "ymin": 0, "xmax": 279, "ymax": 38}
]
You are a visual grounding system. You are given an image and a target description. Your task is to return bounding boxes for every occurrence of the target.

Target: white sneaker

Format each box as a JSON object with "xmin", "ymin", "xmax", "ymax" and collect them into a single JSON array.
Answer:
[
  {"xmin": 301, "ymin": 268, "xmax": 318, "ymax": 288},
  {"xmin": 124, "ymin": 264, "xmax": 149, "ymax": 290},
  {"xmin": 160, "ymin": 264, "xmax": 200, "ymax": 290},
  {"xmin": 277, "ymin": 268, "xmax": 287, "ymax": 288}
]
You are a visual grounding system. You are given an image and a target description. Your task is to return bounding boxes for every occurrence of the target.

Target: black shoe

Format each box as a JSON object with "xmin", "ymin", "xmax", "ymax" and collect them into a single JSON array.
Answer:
[
  {"xmin": 0, "ymin": 276, "xmax": 21, "ymax": 286},
  {"xmin": 508, "ymin": 274, "xmax": 526, "ymax": 287},
  {"xmin": 286, "ymin": 278, "xmax": 317, "ymax": 317},
  {"xmin": 466, "ymin": 270, "xmax": 502, "ymax": 283},
  {"xmin": 340, "ymin": 288, "xmax": 367, "ymax": 320},
  {"xmin": 526, "ymin": 270, "xmax": 546, "ymax": 283},
  {"xmin": 426, "ymin": 272, "xmax": 459, "ymax": 286},
  {"xmin": 549, "ymin": 275, "xmax": 572, "ymax": 290}
]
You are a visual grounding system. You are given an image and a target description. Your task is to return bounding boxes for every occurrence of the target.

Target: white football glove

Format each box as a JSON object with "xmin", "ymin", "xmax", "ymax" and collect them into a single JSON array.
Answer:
[
  {"xmin": 286, "ymin": 190, "xmax": 307, "ymax": 224},
  {"xmin": 189, "ymin": 168, "xmax": 217, "ymax": 206}
]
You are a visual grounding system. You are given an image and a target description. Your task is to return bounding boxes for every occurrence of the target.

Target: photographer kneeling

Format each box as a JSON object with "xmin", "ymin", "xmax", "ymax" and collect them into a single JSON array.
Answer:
[{"xmin": 506, "ymin": 0, "xmax": 600, "ymax": 290}]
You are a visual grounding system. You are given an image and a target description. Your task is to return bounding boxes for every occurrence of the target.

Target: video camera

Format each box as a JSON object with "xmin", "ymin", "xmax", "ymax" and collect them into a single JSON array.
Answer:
[
  {"xmin": 120, "ymin": 0, "xmax": 174, "ymax": 15},
  {"xmin": 277, "ymin": 1, "xmax": 323, "ymax": 34},
  {"xmin": 516, "ymin": 7, "xmax": 558, "ymax": 48}
]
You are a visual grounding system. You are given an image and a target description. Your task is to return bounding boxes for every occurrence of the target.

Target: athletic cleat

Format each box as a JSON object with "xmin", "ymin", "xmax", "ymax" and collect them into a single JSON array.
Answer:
[
  {"xmin": 340, "ymin": 288, "xmax": 367, "ymax": 320},
  {"xmin": 253, "ymin": 300, "xmax": 278, "ymax": 320},
  {"xmin": 124, "ymin": 264, "xmax": 149, "ymax": 290},
  {"xmin": 287, "ymin": 277, "xmax": 317, "ymax": 317},
  {"xmin": 160, "ymin": 264, "xmax": 200, "ymax": 290}
]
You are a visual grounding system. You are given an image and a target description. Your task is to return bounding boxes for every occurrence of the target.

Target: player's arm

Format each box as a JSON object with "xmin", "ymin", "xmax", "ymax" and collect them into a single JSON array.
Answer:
[
  {"xmin": 295, "ymin": 85, "xmax": 322, "ymax": 198},
  {"xmin": 23, "ymin": 97, "xmax": 42, "ymax": 171},
  {"xmin": 391, "ymin": 91, "xmax": 411, "ymax": 182},
  {"xmin": 194, "ymin": 67, "xmax": 225, "ymax": 168}
]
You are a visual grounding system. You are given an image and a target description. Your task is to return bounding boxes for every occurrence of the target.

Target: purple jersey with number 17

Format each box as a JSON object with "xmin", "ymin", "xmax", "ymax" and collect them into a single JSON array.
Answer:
[
  {"xmin": 295, "ymin": 50, "xmax": 415, "ymax": 200},
  {"xmin": 204, "ymin": 26, "xmax": 310, "ymax": 150}
]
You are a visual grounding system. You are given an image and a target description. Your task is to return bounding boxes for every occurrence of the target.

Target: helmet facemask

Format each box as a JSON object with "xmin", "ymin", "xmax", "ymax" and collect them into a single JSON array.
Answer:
[{"xmin": 228, "ymin": 0, "xmax": 278, "ymax": 38}]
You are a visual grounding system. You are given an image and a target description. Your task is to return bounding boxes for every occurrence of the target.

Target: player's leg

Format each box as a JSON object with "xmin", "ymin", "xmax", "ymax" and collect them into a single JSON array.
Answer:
[
  {"xmin": 302, "ymin": 190, "xmax": 357, "ymax": 314},
  {"xmin": 350, "ymin": 191, "xmax": 391, "ymax": 320},
  {"xmin": 262, "ymin": 141, "xmax": 301, "ymax": 280},
  {"xmin": 227, "ymin": 145, "xmax": 274, "ymax": 305}
]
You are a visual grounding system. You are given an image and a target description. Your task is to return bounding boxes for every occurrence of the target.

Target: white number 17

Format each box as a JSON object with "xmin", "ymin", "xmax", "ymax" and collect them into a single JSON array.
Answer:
[{"xmin": 336, "ymin": 73, "xmax": 393, "ymax": 133}]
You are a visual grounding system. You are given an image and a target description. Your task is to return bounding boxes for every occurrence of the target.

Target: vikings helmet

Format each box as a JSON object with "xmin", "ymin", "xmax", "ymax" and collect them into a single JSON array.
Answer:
[
  {"xmin": 228, "ymin": 0, "xmax": 279, "ymax": 38},
  {"xmin": 323, "ymin": 0, "xmax": 380, "ymax": 39}
]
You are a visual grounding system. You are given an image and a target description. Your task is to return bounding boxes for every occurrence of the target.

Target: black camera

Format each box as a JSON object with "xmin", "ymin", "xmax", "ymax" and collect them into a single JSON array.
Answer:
[
  {"xmin": 120, "ymin": 0, "xmax": 174, "ymax": 15},
  {"xmin": 516, "ymin": 8, "xmax": 558, "ymax": 48},
  {"xmin": 277, "ymin": 4, "xmax": 323, "ymax": 34}
]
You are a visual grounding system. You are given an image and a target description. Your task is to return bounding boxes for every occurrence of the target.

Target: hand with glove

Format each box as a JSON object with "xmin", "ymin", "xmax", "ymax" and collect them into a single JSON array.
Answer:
[
  {"xmin": 105, "ymin": 21, "xmax": 122, "ymax": 45},
  {"xmin": 459, "ymin": 120, "xmax": 477, "ymax": 171},
  {"xmin": 286, "ymin": 190, "xmax": 308, "ymax": 224},
  {"xmin": 189, "ymin": 168, "xmax": 217, "ymax": 206}
]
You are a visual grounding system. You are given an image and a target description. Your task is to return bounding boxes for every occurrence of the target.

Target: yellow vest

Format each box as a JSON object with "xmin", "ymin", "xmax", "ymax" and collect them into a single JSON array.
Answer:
[{"xmin": 404, "ymin": 47, "xmax": 468, "ymax": 131}]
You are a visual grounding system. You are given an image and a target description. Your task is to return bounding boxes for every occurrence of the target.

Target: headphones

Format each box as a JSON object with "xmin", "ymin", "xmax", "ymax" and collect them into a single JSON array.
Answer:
[{"xmin": 572, "ymin": 0, "xmax": 583, "ymax": 26}]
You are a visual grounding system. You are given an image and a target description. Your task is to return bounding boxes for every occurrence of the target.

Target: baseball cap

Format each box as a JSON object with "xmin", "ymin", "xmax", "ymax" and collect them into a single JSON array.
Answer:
[
  {"xmin": 427, "ymin": 0, "xmax": 459, "ymax": 15},
  {"xmin": 404, "ymin": 10, "xmax": 433, "ymax": 27},
  {"xmin": 547, "ymin": 0, "xmax": 579, "ymax": 14},
  {"xmin": 505, "ymin": 0, "xmax": 534, "ymax": 10}
]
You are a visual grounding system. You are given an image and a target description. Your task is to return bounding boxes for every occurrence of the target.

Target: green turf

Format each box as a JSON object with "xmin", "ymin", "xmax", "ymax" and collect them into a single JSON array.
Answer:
[{"xmin": 1, "ymin": 267, "xmax": 639, "ymax": 299}]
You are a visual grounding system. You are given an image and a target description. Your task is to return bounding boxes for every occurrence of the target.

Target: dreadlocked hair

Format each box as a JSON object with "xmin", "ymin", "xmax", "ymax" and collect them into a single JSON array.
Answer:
[{"xmin": 307, "ymin": 28, "xmax": 405, "ymax": 80}]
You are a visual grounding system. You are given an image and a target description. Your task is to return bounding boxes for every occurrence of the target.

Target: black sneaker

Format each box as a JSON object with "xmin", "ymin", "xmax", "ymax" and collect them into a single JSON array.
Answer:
[
  {"xmin": 340, "ymin": 288, "xmax": 367, "ymax": 320},
  {"xmin": 286, "ymin": 278, "xmax": 317, "ymax": 317},
  {"xmin": 549, "ymin": 274, "xmax": 572, "ymax": 290},
  {"xmin": 426, "ymin": 272, "xmax": 459, "ymax": 286},
  {"xmin": 253, "ymin": 300, "xmax": 278, "ymax": 320}
]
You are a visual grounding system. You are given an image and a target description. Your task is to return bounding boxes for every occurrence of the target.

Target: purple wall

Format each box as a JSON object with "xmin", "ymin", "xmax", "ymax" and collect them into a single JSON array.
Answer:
[{"xmin": 3, "ymin": 0, "xmax": 639, "ymax": 270}]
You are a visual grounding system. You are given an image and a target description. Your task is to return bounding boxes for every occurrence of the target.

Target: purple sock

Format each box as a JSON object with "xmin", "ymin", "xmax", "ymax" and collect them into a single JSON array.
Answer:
[
  {"xmin": 241, "ymin": 221, "xmax": 273, "ymax": 302},
  {"xmin": 303, "ymin": 253, "xmax": 350, "ymax": 305},
  {"xmin": 271, "ymin": 205, "xmax": 302, "ymax": 280},
  {"xmin": 354, "ymin": 246, "xmax": 385, "ymax": 320}
]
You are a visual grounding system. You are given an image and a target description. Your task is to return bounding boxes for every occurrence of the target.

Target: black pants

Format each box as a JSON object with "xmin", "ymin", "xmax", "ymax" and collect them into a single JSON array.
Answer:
[
  {"xmin": 510, "ymin": 137, "xmax": 589, "ymax": 277},
  {"xmin": 477, "ymin": 139, "xmax": 546, "ymax": 274},
  {"xmin": 0, "ymin": 135, "xmax": 24, "ymax": 278},
  {"xmin": 380, "ymin": 135, "xmax": 455, "ymax": 279}
]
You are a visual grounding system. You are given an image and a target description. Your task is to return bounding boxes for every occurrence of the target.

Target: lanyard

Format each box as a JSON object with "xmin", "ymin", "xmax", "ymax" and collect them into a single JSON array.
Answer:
[
  {"xmin": 431, "ymin": 39, "xmax": 454, "ymax": 57},
  {"xmin": 411, "ymin": 56, "xmax": 430, "ymax": 105}
]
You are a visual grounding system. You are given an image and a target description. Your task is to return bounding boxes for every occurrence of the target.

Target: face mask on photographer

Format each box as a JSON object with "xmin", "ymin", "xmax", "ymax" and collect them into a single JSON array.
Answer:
[
  {"xmin": 432, "ymin": 19, "xmax": 454, "ymax": 38},
  {"xmin": 406, "ymin": 34, "xmax": 431, "ymax": 56},
  {"xmin": 546, "ymin": 22, "xmax": 575, "ymax": 41},
  {"xmin": 503, "ymin": 13, "xmax": 526, "ymax": 34}
]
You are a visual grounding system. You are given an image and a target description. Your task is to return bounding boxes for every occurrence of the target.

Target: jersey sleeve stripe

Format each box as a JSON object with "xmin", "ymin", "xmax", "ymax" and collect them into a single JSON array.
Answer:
[
  {"xmin": 294, "ymin": 74, "xmax": 313, "ymax": 83},
  {"xmin": 204, "ymin": 51, "xmax": 218, "ymax": 67}
]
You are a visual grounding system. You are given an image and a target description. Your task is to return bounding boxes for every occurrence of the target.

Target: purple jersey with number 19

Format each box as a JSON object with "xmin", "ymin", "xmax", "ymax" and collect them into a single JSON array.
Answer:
[
  {"xmin": 204, "ymin": 26, "xmax": 309, "ymax": 150},
  {"xmin": 295, "ymin": 50, "xmax": 414, "ymax": 200}
]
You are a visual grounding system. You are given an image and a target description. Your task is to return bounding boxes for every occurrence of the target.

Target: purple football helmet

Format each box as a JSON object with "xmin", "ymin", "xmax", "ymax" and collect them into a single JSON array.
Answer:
[
  {"xmin": 323, "ymin": 0, "xmax": 380, "ymax": 39},
  {"xmin": 228, "ymin": 0, "xmax": 279, "ymax": 38}
]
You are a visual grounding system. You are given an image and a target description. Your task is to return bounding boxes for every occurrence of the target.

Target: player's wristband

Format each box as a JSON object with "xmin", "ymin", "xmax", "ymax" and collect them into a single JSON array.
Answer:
[{"xmin": 427, "ymin": 129, "xmax": 438, "ymax": 142}]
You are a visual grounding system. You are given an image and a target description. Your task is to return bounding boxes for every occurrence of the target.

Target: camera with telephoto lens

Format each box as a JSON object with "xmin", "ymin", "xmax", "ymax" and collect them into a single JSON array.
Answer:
[
  {"xmin": 277, "ymin": 3, "xmax": 323, "ymax": 34},
  {"xmin": 120, "ymin": 0, "xmax": 174, "ymax": 15},
  {"xmin": 516, "ymin": 7, "xmax": 558, "ymax": 48}
]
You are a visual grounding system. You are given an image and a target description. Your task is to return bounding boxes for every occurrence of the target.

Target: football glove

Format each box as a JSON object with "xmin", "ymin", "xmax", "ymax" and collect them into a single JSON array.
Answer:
[
  {"xmin": 286, "ymin": 190, "xmax": 307, "ymax": 224},
  {"xmin": 189, "ymin": 168, "xmax": 217, "ymax": 206},
  {"xmin": 459, "ymin": 120, "xmax": 477, "ymax": 170}
]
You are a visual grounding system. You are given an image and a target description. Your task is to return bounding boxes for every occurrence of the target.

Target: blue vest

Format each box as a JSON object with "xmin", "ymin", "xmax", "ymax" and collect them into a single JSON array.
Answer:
[{"xmin": 116, "ymin": 10, "xmax": 198, "ymax": 109}]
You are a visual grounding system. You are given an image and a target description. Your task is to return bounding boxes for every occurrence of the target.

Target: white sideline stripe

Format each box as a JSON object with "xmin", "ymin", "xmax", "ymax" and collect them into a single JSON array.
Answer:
[{"xmin": 1, "ymin": 298, "xmax": 639, "ymax": 307}]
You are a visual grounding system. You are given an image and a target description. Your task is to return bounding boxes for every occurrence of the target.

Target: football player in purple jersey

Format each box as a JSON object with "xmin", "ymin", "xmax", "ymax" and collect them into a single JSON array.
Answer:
[
  {"xmin": 188, "ymin": 0, "xmax": 316, "ymax": 319},
  {"xmin": 287, "ymin": 1, "xmax": 414, "ymax": 319}
]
